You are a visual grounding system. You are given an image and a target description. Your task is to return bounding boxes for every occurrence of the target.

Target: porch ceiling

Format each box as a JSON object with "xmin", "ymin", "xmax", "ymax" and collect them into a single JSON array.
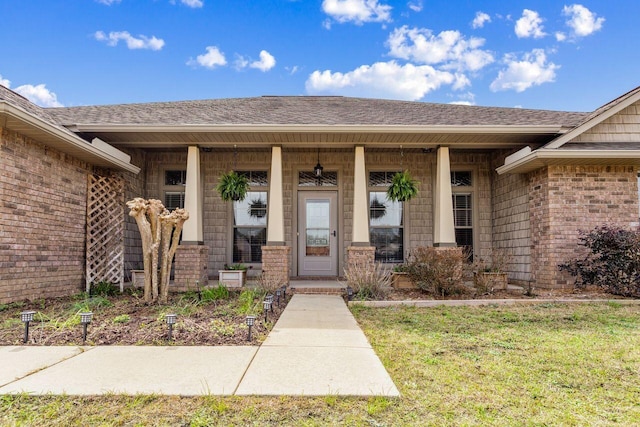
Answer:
[{"xmin": 75, "ymin": 129, "xmax": 559, "ymax": 149}]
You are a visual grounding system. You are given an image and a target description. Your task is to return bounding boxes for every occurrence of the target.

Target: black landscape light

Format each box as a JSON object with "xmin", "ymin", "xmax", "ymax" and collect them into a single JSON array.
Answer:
[
  {"xmin": 263, "ymin": 300, "xmax": 271, "ymax": 323},
  {"xmin": 276, "ymin": 289, "xmax": 281, "ymax": 307},
  {"xmin": 166, "ymin": 313, "xmax": 177, "ymax": 340},
  {"xmin": 266, "ymin": 294, "xmax": 274, "ymax": 312},
  {"xmin": 281, "ymin": 285, "xmax": 286, "ymax": 300},
  {"xmin": 79, "ymin": 312, "xmax": 93, "ymax": 345},
  {"xmin": 20, "ymin": 310, "xmax": 36, "ymax": 344},
  {"xmin": 346, "ymin": 286, "xmax": 354, "ymax": 301},
  {"xmin": 246, "ymin": 315, "xmax": 256, "ymax": 341}
]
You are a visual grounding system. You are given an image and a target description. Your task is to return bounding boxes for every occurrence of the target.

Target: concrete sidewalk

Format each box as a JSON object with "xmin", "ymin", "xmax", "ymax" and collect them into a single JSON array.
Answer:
[{"xmin": 0, "ymin": 295, "xmax": 398, "ymax": 397}]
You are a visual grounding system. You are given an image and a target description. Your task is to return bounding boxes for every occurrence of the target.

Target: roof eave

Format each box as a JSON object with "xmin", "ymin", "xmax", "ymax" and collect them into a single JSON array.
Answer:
[
  {"xmin": 67, "ymin": 123, "xmax": 571, "ymax": 135},
  {"xmin": 497, "ymin": 149, "xmax": 640, "ymax": 175},
  {"xmin": 0, "ymin": 102, "xmax": 140, "ymax": 174}
]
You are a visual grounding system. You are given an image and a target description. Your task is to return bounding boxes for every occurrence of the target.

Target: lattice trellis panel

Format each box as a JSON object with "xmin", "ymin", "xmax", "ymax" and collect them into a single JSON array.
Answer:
[{"xmin": 86, "ymin": 174, "xmax": 125, "ymax": 292}]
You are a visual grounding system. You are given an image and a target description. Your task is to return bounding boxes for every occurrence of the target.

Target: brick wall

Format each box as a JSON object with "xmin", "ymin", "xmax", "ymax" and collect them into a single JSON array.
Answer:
[
  {"xmin": 0, "ymin": 128, "xmax": 90, "ymax": 303},
  {"xmin": 529, "ymin": 165, "xmax": 639, "ymax": 288},
  {"xmin": 261, "ymin": 245, "xmax": 291, "ymax": 286}
]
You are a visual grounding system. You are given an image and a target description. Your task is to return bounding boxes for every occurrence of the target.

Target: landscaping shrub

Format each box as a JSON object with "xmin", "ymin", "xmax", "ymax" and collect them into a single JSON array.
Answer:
[
  {"xmin": 201, "ymin": 285, "xmax": 230, "ymax": 302},
  {"xmin": 559, "ymin": 225, "xmax": 640, "ymax": 297},
  {"xmin": 236, "ymin": 289, "xmax": 265, "ymax": 315},
  {"xmin": 90, "ymin": 280, "xmax": 119, "ymax": 297},
  {"xmin": 343, "ymin": 262, "xmax": 391, "ymax": 300},
  {"xmin": 406, "ymin": 246, "xmax": 468, "ymax": 297}
]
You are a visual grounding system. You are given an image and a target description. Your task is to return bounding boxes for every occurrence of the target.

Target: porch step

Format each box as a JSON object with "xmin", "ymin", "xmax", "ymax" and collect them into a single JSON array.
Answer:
[{"xmin": 289, "ymin": 280, "xmax": 345, "ymax": 295}]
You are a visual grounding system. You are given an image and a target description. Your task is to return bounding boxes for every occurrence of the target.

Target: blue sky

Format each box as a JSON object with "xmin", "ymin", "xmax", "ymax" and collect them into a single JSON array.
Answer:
[{"xmin": 0, "ymin": 1, "xmax": 638, "ymax": 112}]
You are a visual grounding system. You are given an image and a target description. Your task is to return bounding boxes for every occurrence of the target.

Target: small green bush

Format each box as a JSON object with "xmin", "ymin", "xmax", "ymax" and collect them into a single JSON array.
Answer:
[
  {"xmin": 113, "ymin": 314, "xmax": 131, "ymax": 324},
  {"xmin": 201, "ymin": 285, "xmax": 230, "ymax": 302},
  {"xmin": 236, "ymin": 289, "xmax": 264, "ymax": 315},
  {"xmin": 407, "ymin": 246, "xmax": 468, "ymax": 297},
  {"xmin": 90, "ymin": 281, "xmax": 119, "ymax": 297},
  {"xmin": 560, "ymin": 225, "xmax": 640, "ymax": 297}
]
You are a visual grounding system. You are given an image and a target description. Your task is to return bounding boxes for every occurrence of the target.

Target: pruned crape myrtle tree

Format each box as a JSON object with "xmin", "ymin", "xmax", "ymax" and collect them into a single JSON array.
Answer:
[{"xmin": 126, "ymin": 198, "xmax": 189, "ymax": 304}]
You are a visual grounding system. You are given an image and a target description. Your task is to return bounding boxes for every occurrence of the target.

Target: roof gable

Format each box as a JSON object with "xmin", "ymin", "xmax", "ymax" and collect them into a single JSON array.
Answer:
[{"xmin": 545, "ymin": 86, "xmax": 640, "ymax": 149}]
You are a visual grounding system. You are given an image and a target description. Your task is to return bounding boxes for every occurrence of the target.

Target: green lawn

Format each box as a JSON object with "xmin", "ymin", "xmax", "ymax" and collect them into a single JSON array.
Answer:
[{"xmin": 2, "ymin": 302, "xmax": 639, "ymax": 426}]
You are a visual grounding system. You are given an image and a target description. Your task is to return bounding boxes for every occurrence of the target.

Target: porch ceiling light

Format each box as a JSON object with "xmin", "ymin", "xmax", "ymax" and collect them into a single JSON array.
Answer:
[{"xmin": 314, "ymin": 148, "xmax": 323, "ymax": 178}]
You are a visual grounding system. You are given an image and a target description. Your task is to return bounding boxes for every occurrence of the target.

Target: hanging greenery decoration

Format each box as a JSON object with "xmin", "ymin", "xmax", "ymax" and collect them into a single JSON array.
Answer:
[
  {"xmin": 216, "ymin": 171, "xmax": 249, "ymax": 202},
  {"xmin": 387, "ymin": 170, "xmax": 419, "ymax": 202}
]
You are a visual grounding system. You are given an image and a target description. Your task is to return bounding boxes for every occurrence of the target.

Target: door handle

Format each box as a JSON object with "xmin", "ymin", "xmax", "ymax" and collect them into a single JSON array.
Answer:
[{"xmin": 332, "ymin": 230, "xmax": 337, "ymax": 237}]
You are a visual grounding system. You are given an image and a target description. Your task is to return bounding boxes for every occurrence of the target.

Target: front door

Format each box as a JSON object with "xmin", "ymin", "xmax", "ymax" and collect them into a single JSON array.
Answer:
[{"xmin": 298, "ymin": 191, "xmax": 338, "ymax": 276}]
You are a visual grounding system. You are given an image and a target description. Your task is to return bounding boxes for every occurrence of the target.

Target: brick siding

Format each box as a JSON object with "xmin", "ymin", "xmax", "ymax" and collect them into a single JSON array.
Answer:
[
  {"xmin": 0, "ymin": 128, "xmax": 90, "ymax": 303},
  {"xmin": 529, "ymin": 165, "xmax": 639, "ymax": 288}
]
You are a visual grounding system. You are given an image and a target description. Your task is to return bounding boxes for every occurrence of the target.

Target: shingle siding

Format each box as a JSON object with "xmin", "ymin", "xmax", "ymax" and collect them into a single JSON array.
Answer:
[
  {"xmin": 570, "ymin": 101, "xmax": 640, "ymax": 143},
  {"xmin": 491, "ymin": 151, "xmax": 531, "ymax": 285}
]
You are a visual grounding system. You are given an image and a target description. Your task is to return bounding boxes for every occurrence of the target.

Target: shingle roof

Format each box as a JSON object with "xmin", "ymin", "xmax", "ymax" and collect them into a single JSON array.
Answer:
[
  {"xmin": 0, "ymin": 85, "xmax": 61, "ymax": 126},
  {"xmin": 47, "ymin": 96, "xmax": 588, "ymax": 128}
]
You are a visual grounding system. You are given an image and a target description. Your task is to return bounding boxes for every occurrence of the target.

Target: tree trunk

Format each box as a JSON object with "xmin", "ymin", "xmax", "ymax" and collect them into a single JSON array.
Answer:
[
  {"xmin": 146, "ymin": 200, "xmax": 165, "ymax": 303},
  {"xmin": 127, "ymin": 198, "xmax": 189, "ymax": 305},
  {"xmin": 158, "ymin": 209, "xmax": 189, "ymax": 304},
  {"xmin": 126, "ymin": 198, "xmax": 154, "ymax": 303}
]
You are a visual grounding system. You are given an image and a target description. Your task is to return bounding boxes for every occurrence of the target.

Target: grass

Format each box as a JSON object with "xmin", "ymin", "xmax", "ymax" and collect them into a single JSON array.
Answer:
[{"xmin": 1, "ymin": 302, "xmax": 639, "ymax": 426}]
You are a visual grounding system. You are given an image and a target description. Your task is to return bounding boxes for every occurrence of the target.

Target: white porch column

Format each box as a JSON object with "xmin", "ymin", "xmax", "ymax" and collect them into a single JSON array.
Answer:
[
  {"xmin": 266, "ymin": 146, "xmax": 285, "ymax": 245},
  {"xmin": 352, "ymin": 145, "xmax": 370, "ymax": 244},
  {"xmin": 434, "ymin": 146, "xmax": 456, "ymax": 247},
  {"xmin": 182, "ymin": 145, "xmax": 203, "ymax": 243}
]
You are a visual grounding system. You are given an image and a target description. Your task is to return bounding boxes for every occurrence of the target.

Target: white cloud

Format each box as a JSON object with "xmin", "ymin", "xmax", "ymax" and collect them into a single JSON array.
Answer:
[
  {"xmin": 234, "ymin": 55, "xmax": 249, "ymax": 70},
  {"xmin": 250, "ymin": 50, "xmax": 276, "ymax": 72},
  {"xmin": 471, "ymin": 12, "xmax": 491, "ymax": 29},
  {"xmin": 94, "ymin": 31, "xmax": 165, "ymax": 50},
  {"xmin": 408, "ymin": 1, "xmax": 422, "ymax": 12},
  {"xmin": 515, "ymin": 9, "xmax": 546, "ymax": 39},
  {"xmin": 286, "ymin": 65, "xmax": 300, "ymax": 75},
  {"xmin": 180, "ymin": 0, "xmax": 204, "ymax": 7},
  {"xmin": 95, "ymin": 0, "xmax": 121, "ymax": 5},
  {"xmin": 555, "ymin": 32, "xmax": 567, "ymax": 42},
  {"xmin": 14, "ymin": 84, "xmax": 63, "ymax": 107},
  {"xmin": 322, "ymin": 0, "xmax": 392, "ymax": 25},
  {"xmin": 305, "ymin": 60, "xmax": 456, "ymax": 101},
  {"xmin": 187, "ymin": 46, "xmax": 227, "ymax": 69},
  {"xmin": 449, "ymin": 91, "xmax": 476, "ymax": 106},
  {"xmin": 562, "ymin": 4, "xmax": 604, "ymax": 38},
  {"xmin": 0, "ymin": 76, "xmax": 62, "ymax": 107},
  {"xmin": 387, "ymin": 26, "xmax": 494, "ymax": 72},
  {"xmin": 490, "ymin": 49, "xmax": 559, "ymax": 92}
]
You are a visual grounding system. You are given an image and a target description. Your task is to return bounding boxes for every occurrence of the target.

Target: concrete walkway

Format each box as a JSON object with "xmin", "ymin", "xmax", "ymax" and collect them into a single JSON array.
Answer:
[{"xmin": 0, "ymin": 295, "xmax": 399, "ymax": 397}]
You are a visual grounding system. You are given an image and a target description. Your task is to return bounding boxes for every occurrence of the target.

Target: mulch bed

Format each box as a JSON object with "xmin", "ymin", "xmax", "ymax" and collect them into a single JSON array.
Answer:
[{"xmin": 0, "ymin": 289, "xmax": 289, "ymax": 346}]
